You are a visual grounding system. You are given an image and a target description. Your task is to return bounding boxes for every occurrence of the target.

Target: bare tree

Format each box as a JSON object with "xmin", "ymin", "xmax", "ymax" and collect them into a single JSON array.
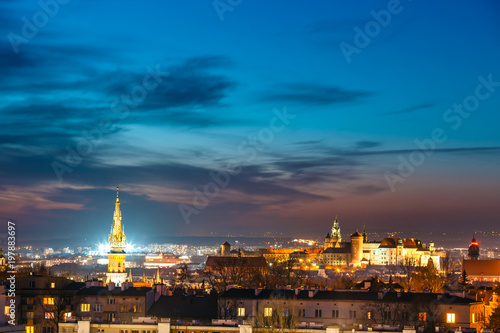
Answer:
[
  {"xmin": 440, "ymin": 251, "xmax": 457, "ymax": 288},
  {"xmin": 414, "ymin": 263, "xmax": 445, "ymax": 293},
  {"xmin": 398, "ymin": 257, "xmax": 417, "ymax": 292},
  {"xmin": 263, "ymin": 258, "xmax": 303, "ymax": 288},
  {"xmin": 174, "ymin": 264, "xmax": 193, "ymax": 290},
  {"xmin": 367, "ymin": 301, "xmax": 410, "ymax": 327},
  {"xmin": 254, "ymin": 298, "xmax": 298, "ymax": 333},
  {"xmin": 204, "ymin": 257, "xmax": 266, "ymax": 292},
  {"xmin": 37, "ymin": 289, "xmax": 74, "ymax": 333},
  {"xmin": 331, "ymin": 275, "xmax": 356, "ymax": 290}
]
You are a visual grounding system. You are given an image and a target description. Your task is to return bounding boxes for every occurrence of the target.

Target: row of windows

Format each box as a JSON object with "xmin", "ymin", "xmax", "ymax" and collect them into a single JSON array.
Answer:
[
  {"xmin": 80, "ymin": 303, "xmax": 140, "ymax": 313},
  {"xmin": 27, "ymin": 282, "xmax": 56, "ymax": 289},
  {"xmin": 243, "ymin": 307, "xmax": 355, "ymax": 319},
  {"xmin": 234, "ymin": 308, "xmax": 459, "ymax": 323},
  {"xmin": 27, "ymin": 327, "xmax": 53, "ymax": 333}
]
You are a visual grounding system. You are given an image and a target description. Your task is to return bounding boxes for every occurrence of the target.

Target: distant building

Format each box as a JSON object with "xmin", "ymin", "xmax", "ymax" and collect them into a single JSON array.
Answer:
[
  {"xmin": 107, "ymin": 185, "xmax": 127, "ymax": 286},
  {"xmin": 320, "ymin": 217, "xmax": 440, "ymax": 269},
  {"xmin": 204, "ymin": 256, "xmax": 268, "ymax": 275},
  {"xmin": 221, "ymin": 241, "xmax": 231, "ymax": 256},
  {"xmin": 462, "ymin": 259, "xmax": 500, "ymax": 283},
  {"xmin": 352, "ymin": 276, "xmax": 404, "ymax": 292},
  {"xmin": 0, "ymin": 248, "xmax": 6, "ymax": 269},
  {"xmin": 468, "ymin": 235, "xmax": 480, "ymax": 260},
  {"xmin": 143, "ymin": 253, "xmax": 186, "ymax": 269}
]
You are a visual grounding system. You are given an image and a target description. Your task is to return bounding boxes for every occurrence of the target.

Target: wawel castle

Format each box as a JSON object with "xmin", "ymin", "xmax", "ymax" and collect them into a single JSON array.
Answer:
[
  {"xmin": 218, "ymin": 217, "xmax": 441, "ymax": 270},
  {"xmin": 321, "ymin": 217, "xmax": 440, "ymax": 269}
]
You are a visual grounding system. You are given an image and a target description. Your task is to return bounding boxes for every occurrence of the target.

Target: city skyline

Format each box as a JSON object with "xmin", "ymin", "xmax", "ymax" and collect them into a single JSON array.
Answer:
[{"xmin": 1, "ymin": 1, "xmax": 500, "ymax": 243}]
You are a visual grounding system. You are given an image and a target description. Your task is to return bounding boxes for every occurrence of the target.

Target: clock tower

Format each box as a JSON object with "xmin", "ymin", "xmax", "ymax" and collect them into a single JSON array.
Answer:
[{"xmin": 107, "ymin": 185, "xmax": 127, "ymax": 286}]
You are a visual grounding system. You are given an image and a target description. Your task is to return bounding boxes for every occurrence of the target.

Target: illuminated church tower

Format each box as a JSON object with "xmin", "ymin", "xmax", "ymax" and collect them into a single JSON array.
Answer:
[
  {"xmin": 324, "ymin": 216, "xmax": 342, "ymax": 249},
  {"xmin": 107, "ymin": 185, "xmax": 127, "ymax": 286},
  {"xmin": 468, "ymin": 234, "xmax": 480, "ymax": 260}
]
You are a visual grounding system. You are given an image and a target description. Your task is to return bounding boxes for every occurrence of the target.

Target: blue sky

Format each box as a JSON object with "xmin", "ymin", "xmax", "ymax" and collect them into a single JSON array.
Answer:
[{"xmin": 1, "ymin": 0, "xmax": 499, "ymax": 245}]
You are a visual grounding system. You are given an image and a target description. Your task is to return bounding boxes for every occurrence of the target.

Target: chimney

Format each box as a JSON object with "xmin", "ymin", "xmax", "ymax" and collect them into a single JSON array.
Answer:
[
  {"xmin": 108, "ymin": 282, "xmax": 115, "ymax": 291},
  {"xmin": 295, "ymin": 288, "xmax": 300, "ymax": 296},
  {"xmin": 308, "ymin": 289, "xmax": 318, "ymax": 298},
  {"xmin": 121, "ymin": 282, "xmax": 133, "ymax": 291},
  {"xmin": 255, "ymin": 289, "xmax": 262, "ymax": 296}
]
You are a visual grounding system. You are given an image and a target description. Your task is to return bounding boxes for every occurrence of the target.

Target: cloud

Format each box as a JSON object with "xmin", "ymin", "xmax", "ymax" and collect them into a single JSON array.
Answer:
[
  {"xmin": 104, "ymin": 56, "xmax": 237, "ymax": 113},
  {"xmin": 262, "ymin": 83, "xmax": 369, "ymax": 106},
  {"xmin": 351, "ymin": 184, "xmax": 386, "ymax": 196},
  {"xmin": 341, "ymin": 146, "xmax": 500, "ymax": 157},
  {"xmin": 355, "ymin": 141, "xmax": 381, "ymax": 149},
  {"xmin": 381, "ymin": 103, "xmax": 434, "ymax": 116},
  {"xmin": 294, "ymin": 140, "xmax": 323, "ymax": 145}
]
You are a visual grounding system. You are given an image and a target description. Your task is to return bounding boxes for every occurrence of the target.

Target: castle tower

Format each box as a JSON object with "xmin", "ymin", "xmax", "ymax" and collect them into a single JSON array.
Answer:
[
  {"xmin": 468, "ymin": 234, "xmax": 479, "ymax": 260},
  {"xmin": 221, "ymin": 241, "xmax": 231, "ymax": 256},
  {"xmin": 107, "ymin": 185, "xmax": 127, "ymax": 286},
  {"xmin": 331, "ymin": 216, "xmax": 342, "ymax": 242},
  {"xmin": 350, "ymin": 231, "xmax": 363, "ymax": 267}
]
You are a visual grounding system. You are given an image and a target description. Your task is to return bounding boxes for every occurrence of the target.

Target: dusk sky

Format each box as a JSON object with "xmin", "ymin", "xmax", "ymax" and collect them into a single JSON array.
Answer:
[{"xmin": 1, "ymin": 1, "xmax": 500, "ymax": 245}]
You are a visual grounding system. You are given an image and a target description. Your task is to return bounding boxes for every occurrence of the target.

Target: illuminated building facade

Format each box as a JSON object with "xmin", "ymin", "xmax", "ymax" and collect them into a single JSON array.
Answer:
[
  {"xmin": 107, "ymin": 185, "xmax": 127, "ymax": 286},
  {"xmin": 324, "ymin": 216, "xmax": 342, "ymax": 248},
  {"xmin": 321, "ymin": 217, "xmax": 441, "ymax": 269}
]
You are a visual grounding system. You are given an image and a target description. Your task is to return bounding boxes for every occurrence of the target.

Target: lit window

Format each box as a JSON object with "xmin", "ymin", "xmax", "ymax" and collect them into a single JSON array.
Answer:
[
  {"xmin": 447, "ymin": 313, "xmax": 455, "ymax": 323},
  {"xmin": 238, "ymin": 307, "xmax": 245, "ymax": 316},
  {"xmin": 50, "ymin": 282, "xmax": 56, "ymax": 288},
  {"xmin": 4, "ymin": 306, "xmax": 9, "ymax": 315},
  {"xmin": 26, "ymin": 327, "xmax": 34, "ymax": 333},
  {"xmin": 43, "ymin": 298, "xmax": 55, "ymax": 305},
  {"xmin": 367, "ymin": 311, "xmax": 371, "ymax": 319},
  {"xmin": 264, "ymin": 307, "xmax": 273, "ymax": 317},
  {"xmin": 81, "ymin": 304, "xmax": 90, "ymax": 312},
  {"xmin": 419, "ymin": 312, "xmax": 427, "ymax": 321},
  {"xmin": 45, "ymin": 312, "xmax": 55, "ymax": 320},
  {"xmin": 27, "ymin": 312, "xmax": 34, "ymax": 319},
  {"xmin": 472, "ymin": 313, "xmax": 475, "ymax": 323}
]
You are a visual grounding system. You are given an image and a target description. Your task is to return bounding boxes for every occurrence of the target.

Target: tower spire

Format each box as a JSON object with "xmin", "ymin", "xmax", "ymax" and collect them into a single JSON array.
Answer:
[
  {"xmin": 107, "ymin": 184, "xmax": 128, "ymax": 287},
  {"xmin": 331, "ymin": 215, "xmax": 341, "ymax": 242},
  {"xmin": 109, "ymin": 184, "xmax": 126, "ymax": 253}
]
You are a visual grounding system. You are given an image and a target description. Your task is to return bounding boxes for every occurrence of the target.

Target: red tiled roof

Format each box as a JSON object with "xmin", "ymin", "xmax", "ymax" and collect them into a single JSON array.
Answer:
[{"xmin": 463, "ymin": 260, "xmax": 500, "ymax": 277}]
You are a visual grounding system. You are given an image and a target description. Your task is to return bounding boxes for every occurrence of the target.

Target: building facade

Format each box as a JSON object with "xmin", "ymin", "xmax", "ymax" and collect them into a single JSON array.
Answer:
[
  {"xmin": 219, "ymin": 288, "xmax": 484, "ymax": 331},
  {"xmin": 320, "ymin": 218, "xmax": 440, "ymax": 269}
]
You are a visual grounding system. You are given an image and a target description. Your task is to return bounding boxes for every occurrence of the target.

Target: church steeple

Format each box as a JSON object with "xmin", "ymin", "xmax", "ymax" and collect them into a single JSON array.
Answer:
[
  {"xmin": 109, "ymin": 184, "xmax": 126, "ymax": 253},
  {"xmin": 331, "ymin": 216, "xmax": 341, "ymax": 242},
  {"xmin": 107, "ymin": 184, "xmax": 128, "ymax": 286}
]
